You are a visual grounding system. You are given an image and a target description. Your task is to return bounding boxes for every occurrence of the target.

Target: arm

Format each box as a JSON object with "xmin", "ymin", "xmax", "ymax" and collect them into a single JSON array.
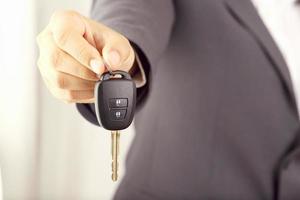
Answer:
[{"xmin": 77, "ymin": 0, "xmax": 175, "ymax": 126}]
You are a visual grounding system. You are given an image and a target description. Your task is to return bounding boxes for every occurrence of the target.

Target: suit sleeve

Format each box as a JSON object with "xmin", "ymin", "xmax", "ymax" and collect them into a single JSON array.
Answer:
[{"xmin": 76, "ymin": 0, "xmax": 175, "ymax": 126}]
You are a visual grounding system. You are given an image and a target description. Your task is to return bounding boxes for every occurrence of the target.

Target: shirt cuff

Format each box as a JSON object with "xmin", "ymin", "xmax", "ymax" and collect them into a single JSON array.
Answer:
[{"xmin": 131, "ymin": 49, "xmax": 147, "ymax": 88}]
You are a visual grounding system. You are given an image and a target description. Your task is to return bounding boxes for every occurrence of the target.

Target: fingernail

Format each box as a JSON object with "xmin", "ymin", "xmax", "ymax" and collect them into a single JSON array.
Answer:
[
  {"xmin": 107, "ymin": 50, "xmax": 121, "ymax": 66},
  {"xmin": 90, "ymin": 59, "xmax": 103, "ymax": 74}
]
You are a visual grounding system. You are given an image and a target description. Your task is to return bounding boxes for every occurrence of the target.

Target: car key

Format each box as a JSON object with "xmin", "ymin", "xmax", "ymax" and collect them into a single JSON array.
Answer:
[{"xmin": 94, "ymin": 70, "xmax": 136, "ymax": 181}]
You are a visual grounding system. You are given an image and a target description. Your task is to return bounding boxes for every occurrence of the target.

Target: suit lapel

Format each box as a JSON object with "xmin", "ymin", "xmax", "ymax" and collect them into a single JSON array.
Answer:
[{"xmin": 224, "ymin": 0, "xmax": 297, "ymax": 109}]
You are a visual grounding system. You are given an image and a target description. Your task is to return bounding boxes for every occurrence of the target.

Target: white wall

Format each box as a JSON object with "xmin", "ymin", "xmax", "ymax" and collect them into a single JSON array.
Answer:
[
  {"xmin": 0, "ymin": 0, "xmax": 39, "ymax": 199},
  {"xmin": 0, "ymin": 0, "xmax": 135, "ymax": 199}
]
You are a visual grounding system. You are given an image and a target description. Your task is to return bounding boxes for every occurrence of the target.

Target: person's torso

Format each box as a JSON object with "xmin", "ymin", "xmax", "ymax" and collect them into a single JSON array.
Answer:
[{"xmin": 116, "ymin": 1, "xmax": 300, "ymax": 199}]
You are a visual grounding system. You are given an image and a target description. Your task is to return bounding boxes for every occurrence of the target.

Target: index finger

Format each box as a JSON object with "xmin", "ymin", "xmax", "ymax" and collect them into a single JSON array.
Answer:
[{"xmin": 50, "ymin": 11, "xmax": 105, "ymax": 74}]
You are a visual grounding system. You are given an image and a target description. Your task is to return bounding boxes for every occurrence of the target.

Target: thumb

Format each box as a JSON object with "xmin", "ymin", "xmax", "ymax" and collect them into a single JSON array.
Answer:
[{"xmin": 102, "ymin": 37, "xmax": 135, "ymax": 72}]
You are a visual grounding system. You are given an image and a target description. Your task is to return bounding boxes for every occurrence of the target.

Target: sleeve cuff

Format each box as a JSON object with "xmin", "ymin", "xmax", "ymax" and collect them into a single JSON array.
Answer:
[{"xmin": 131, "ymin": 49, "xmax": 147, "ymax": 88}]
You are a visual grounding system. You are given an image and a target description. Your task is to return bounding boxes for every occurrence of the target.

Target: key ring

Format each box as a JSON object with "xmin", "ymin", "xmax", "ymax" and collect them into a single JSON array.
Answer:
[{"xmin": 101, "ymin": 70, "xmax": 133, "ymax": 81}]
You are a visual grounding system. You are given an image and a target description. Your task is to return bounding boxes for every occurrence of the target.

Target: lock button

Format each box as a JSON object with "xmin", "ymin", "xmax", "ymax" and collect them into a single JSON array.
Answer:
[{"xmin": 110, "ymin": 109, "xmax": 126, "ymax": 120}]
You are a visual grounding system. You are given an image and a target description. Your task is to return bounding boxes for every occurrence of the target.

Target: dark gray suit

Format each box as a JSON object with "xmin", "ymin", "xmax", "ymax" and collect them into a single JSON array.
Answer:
[{"xmin": 77, "ymin": 0, "xmax": 300, "ymax": 199}]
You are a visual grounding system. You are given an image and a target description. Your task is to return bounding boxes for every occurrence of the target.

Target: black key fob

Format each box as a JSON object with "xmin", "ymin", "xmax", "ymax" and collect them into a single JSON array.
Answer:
[{"xmin": 94, "ymin": 71, "xmax": 136, "ymax": 130}]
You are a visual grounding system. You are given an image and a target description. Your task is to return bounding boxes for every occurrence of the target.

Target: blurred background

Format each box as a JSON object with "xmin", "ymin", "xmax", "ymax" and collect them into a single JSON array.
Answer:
[{"xmin": 0, "ymin": 0, "xmax": 135, "ymax": 199}]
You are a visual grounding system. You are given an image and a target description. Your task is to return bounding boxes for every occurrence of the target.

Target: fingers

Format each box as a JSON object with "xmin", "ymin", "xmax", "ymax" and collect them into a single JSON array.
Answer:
[
  {"xmin": 38, "ymin": 59, "xmax": 95, "ymax": 92},
  {"xmin": 48, "ymin": 10, "xmax": 135, "ymax": 74},
  {"xmin": 38, "ymin": 32, "xmax": 99, "ymax": 81},
  {"xmin": 44, "ymin": 78, "xmax": 94, "ymax": 103},
  {"xmin": 50, "ymin": 10, "xmax": 105, "ymax": 74},
  {"xmin": 37, "ymin": 27, "xmax": 97, "ymax": 103},
  {"xmin": 37, "ymin": 32, "xmax": 97, "ymax": 91},
  {"xmin": 37, "ymin": 10, "xmax": 137, "ymax": 104},
  {"xmin": 42, "ymin": 67, "xmax": 96, "ymax": 91}
]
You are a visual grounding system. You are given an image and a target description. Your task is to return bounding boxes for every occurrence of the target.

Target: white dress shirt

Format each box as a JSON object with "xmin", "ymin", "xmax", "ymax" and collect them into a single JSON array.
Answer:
[{"xmin": 251, "ymin": 0, "xmax": 300, "ymax": 116}]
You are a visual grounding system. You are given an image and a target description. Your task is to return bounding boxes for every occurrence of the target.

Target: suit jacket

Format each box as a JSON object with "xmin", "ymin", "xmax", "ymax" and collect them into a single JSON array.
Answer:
[{"xmin": 77, "ymin": 0, "xmax": 300, "ymax": 199}]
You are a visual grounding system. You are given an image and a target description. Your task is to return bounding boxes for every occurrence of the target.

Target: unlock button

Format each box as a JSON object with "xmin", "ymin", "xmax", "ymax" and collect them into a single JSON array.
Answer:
[
  {"xmin": 110, "ymin": 109, "xmax": 126, "ymax": 120},
  {"xmin": 109, "ymin": 98, "xmax": 128, "ymax": 108}
]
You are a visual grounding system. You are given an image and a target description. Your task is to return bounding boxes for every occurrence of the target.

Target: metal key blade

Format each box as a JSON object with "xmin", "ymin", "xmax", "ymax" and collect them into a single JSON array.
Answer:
[{"xmin": 111, "ymin": 130, "xmax": 120, "ymax": 181}]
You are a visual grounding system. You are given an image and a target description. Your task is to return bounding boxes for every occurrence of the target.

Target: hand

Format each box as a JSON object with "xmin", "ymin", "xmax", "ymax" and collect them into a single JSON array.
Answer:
[{"xmin": 37, "ymin": 10, "xmax": 135, "ymax": 103}]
